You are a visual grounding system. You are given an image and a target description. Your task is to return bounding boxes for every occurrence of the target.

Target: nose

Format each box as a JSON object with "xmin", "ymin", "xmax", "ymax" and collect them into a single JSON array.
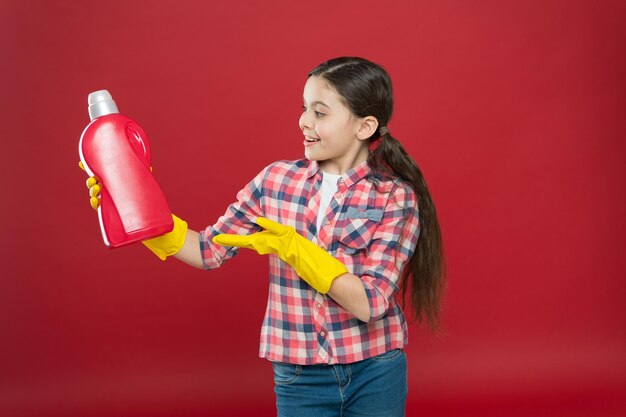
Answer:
[{"xmin": 299, "ymin": 109, "xmax": 311, "ymax": 131}]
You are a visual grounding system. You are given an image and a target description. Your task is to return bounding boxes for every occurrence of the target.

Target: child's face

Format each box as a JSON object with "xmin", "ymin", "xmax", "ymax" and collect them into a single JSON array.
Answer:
[{"xmin": 299, "ymin": 76, "xmax": 370, "ymax": 174}]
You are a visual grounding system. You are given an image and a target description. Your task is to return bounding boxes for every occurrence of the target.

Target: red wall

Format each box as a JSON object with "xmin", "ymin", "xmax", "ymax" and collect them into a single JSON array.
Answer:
[{"xmin": 1, "ymin": 1, "xmax": 625, "ymax": 416}]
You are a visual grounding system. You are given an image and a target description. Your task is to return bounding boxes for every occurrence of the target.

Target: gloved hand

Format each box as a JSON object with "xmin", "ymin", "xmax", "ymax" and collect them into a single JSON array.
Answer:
[
  {"xmin": 213, "ymin": 217, "xmax": 348, "ymax": 294},
  {"xmin": 79, "ymin": 161, "xmax": 102, "ymax": 210},
  {"xmin": 79, "ymin": 161, "xmax": 188, "ymax": 260}
]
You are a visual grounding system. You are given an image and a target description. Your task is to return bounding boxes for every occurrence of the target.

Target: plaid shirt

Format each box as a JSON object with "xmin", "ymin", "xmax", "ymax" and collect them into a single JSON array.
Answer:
[{"xmin": 200, "ymin": 158, "xmax": 420, "ymax": 365}]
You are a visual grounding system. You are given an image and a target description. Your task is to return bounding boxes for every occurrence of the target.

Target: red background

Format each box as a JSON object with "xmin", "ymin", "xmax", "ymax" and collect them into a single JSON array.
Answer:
[{"xmin": 1, "ymin": 1, "xmax": 625, "ymax": 416}]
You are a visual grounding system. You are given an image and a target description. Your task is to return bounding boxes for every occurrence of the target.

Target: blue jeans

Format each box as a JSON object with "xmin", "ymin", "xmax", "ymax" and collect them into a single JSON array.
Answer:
[{"xmin": 272, "ymin": 349, "xmax": 407, "ymax": 417}]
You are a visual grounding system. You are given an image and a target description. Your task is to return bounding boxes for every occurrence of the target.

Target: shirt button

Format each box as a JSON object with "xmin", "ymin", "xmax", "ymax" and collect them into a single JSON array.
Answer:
[
  {"xmin": 320, "ymin": 331, "xmax": 326, "ymax": 337},
  {"xmin": 316, "ymin": 303, "xmax": 322, "ymax": 309}
]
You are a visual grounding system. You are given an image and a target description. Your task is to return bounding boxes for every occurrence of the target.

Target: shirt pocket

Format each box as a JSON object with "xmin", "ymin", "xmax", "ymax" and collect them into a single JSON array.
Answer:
[{"xmin": 335, "ymin": 208, "xmax": 382, "ymax": 255}]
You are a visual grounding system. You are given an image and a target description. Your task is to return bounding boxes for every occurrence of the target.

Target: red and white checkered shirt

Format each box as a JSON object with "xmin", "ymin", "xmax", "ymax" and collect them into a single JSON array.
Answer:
[{"xmin": 200, "ymin": 158, "xmax": 420, "ymax": 365}]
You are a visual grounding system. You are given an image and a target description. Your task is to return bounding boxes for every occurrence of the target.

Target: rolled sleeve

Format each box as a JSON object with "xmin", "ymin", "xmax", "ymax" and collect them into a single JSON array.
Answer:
[
  {"xmin": 199, "ymin": 164, "xmax": 270, "ymax": 270},
  {"xmin": 361, "ymin": 183, "xmax": 420, "ymax": 322}
]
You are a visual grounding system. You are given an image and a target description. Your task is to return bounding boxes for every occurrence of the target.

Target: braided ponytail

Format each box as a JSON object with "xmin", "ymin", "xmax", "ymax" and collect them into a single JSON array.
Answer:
[{"xmin": 369, "ymin": 129, "xmax": 446, "ymax": 332}]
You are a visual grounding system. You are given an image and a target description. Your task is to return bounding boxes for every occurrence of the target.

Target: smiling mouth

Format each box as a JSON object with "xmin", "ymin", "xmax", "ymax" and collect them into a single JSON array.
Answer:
[{"xmin": 305, "ymin": 136, "xmax": 320, "ymax": 142}]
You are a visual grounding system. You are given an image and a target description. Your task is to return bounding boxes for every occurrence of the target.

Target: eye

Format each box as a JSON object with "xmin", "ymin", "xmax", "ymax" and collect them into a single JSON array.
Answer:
[{"xmin": 301, "ymin": 105, "xmax": 324, "ymax": 118}]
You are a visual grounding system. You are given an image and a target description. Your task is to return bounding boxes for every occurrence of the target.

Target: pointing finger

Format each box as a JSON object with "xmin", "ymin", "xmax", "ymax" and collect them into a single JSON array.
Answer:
[{"xmin": 213, "ymin": 233, "xmax": 256, "ymax": 249}]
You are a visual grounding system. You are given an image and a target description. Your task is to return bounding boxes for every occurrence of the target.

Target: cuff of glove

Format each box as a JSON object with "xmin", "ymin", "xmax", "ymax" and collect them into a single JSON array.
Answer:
[
  {"xmin": 312, "ymin": 261, "xmax": 349, "ymax": 294},
  {"xmin": 142, "ymin": 214, "xmax": 188, "ymax": 260}
]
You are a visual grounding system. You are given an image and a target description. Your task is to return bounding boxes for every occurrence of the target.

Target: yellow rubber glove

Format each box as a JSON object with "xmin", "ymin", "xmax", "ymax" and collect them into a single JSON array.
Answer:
[
  {"xmin": 212, "ymin": 217, "xmax": 348, "ymax": 294},
  {"xmin": 79, "ymin": 161, "xmax": 187, "ymax": 260},
  {"xmin": 141, "ymin": 214, "xmax": 188, "ymax": 260},
  {"xmin": 79, "ymin": 161, "xmax": 102, "ymax": 210}
]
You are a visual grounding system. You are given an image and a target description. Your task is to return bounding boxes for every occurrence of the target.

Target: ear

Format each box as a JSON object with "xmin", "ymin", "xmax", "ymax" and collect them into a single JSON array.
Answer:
[{"xmin": 355, "ymin": 116, "xmax": 379, "ymax": 141}]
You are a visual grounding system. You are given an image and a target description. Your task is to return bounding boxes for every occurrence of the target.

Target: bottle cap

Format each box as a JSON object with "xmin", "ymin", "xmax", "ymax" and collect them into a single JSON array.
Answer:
[{"xmin": 88, "ymin": 90, "xmax": 119, "ymax": 120}]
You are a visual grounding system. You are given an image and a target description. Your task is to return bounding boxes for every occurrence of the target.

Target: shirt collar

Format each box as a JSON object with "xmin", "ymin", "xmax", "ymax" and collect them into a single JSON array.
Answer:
[
  {"xmin": 340, "ymin": 158, "xmax": 371, "ymax": 189},
  {"xmin": 306, "ymin": 159, "xmax": 321, "ymax": 179},
  {"xmin": 305, "ymin": 158, "xmax": 371, "ymax": 189}
]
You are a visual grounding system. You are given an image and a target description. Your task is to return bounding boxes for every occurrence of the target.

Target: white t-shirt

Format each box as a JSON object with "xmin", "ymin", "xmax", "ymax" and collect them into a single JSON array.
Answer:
[{"xmin": 317, "ymin": 171, "xmax": 342, "ymax": 233}]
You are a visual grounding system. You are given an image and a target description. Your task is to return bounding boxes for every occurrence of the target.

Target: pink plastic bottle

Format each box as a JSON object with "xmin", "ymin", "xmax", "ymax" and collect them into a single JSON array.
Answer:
[{"xmin": 79, "ymin": 90, "xmax": 173, "ymax": 247}]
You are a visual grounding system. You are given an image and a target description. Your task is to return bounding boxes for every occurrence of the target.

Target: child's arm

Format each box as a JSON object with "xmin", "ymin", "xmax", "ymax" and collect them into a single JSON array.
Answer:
[
  {"xmin": 327, "ymin": 273, "xmax": 370, "ymax": 322},
  {"xmin": 213, "ymin": 217, "xmax": 372, "ymax": 321},
  {"xmin": 173, "ymin": 229, "xmax": 203, "ymax": 269}
]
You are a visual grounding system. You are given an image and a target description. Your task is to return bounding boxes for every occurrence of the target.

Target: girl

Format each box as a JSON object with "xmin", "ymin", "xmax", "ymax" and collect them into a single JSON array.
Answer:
[{"xmin": 84, "ymin": 57, "xmax": 445, "ymax": 417}]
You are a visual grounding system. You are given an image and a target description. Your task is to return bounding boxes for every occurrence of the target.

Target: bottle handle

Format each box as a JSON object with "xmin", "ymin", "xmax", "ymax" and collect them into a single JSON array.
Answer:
[{"xmin": 126, "ymin": 121, "xmax": 151, "ymax": 168}]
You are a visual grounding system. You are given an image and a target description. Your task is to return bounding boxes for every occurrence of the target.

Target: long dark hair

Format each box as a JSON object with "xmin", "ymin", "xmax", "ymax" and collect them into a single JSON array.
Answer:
[{"xmin": 309, "ymin": 57, "xmax": 446, "ymax": 333}]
